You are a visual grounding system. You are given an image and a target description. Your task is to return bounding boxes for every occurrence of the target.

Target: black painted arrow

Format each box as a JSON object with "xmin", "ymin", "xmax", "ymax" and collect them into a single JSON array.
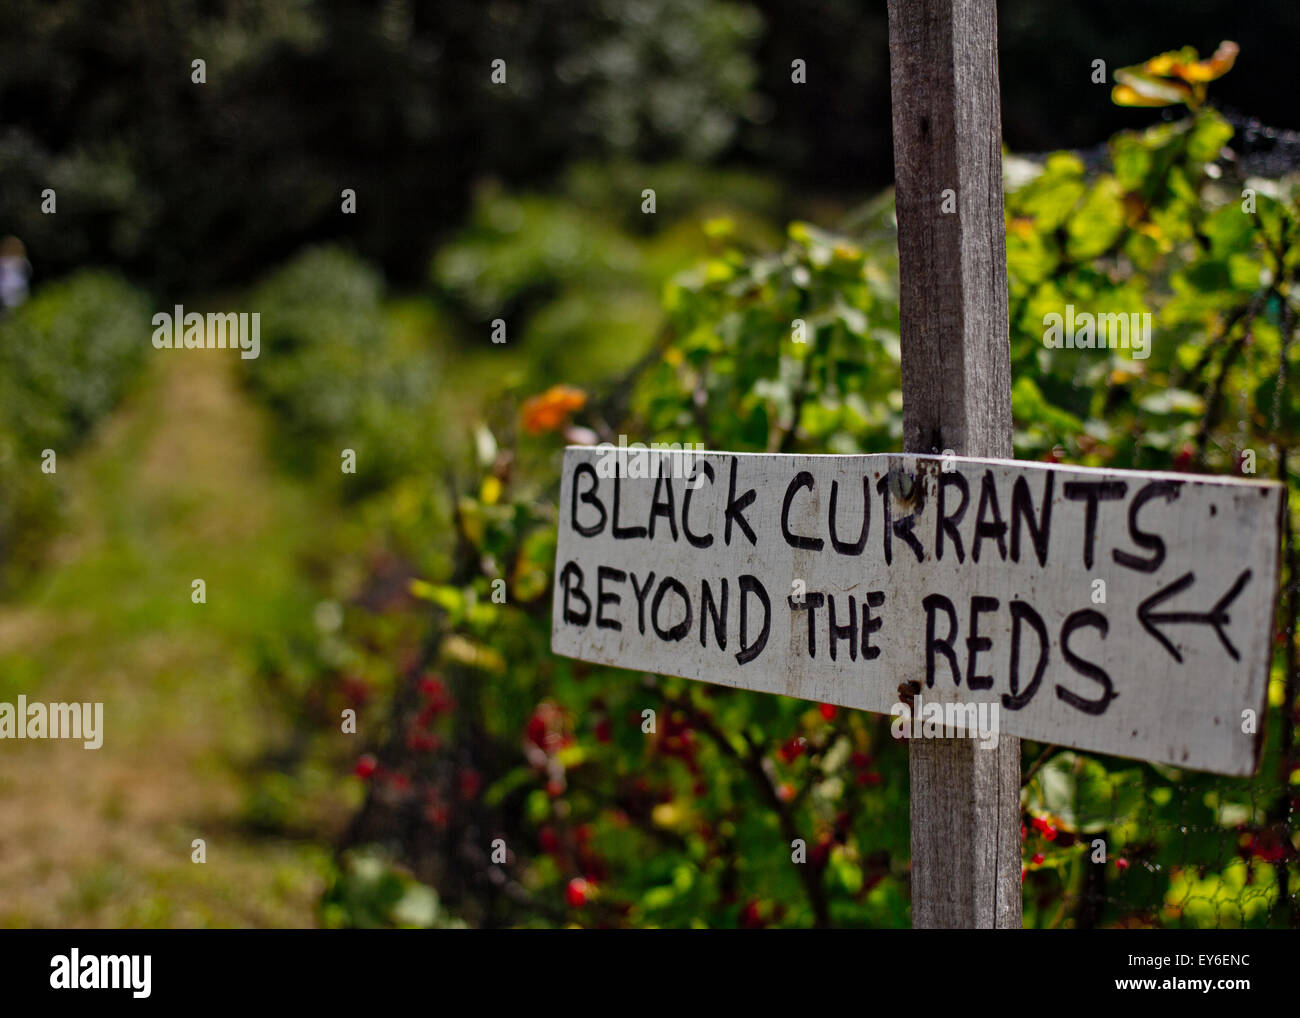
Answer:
[{"xmin": 1137, "ymin": 569, "xmax": 1252, "ymax": 664}]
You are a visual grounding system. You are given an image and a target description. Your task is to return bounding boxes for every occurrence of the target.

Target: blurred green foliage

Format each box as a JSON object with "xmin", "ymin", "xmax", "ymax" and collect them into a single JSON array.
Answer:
[
  {"xmin": 8, "ymin": 0, "xmax": 1299, "ymax": 293},
  {"xmin": 0, "ymin": 0, "xmax": 768, "ymax": 291},
  {"xmin": 322, "ymin": 849, "xmax": 464, "ymax": 929},
  {"xmin": 0, "ymin": 272, "xmax": 149, "ymax": 586},
  {"xmin": 247, "ymin": 247, "xmax": 442, "ymax": 500}
]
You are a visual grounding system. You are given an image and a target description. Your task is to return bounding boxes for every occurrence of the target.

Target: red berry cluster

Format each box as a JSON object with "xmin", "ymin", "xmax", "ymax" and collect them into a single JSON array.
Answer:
[
  {"xmin": 539, "ymin": 823, "xmax": 607, "ymax": 910},
  {"xmin": 1241, "ymin": 828, "xmax": 1289, "ymax": 864},
  {"xmin": 851, "ymin": 751, "xmax": 881, "ymax": 786},
  {"xmin": 1022, "ymin": 814, "xmax": 1057, "ymax": 879},
  {"xmin": 525, "ymin": 700, "xmax": 571, "ymax": 755},
  {"xmin": 525, "ymin": 700, "xmax": 574, "ymax": 796},
  {"xmin": 657, "ymin": 711, "xmax": 697, "ymax": 761},
  {"xmin": 352, "ymin": 752, "xmax": 411, "ymax": 796},
  {"xmin": 1029, "ymin": 815, "xmax": 1058, "ymax": 841},
  {"xmin": 406, "ymin": 673, "xmax": 453, "ymax": 753},
  {"xmin": 417, "ymin": 673, "xmax": 454, "ymax": 716},
  {"xmin": 458, "ymin": 767, "xmax": 482, "ymax": 800},
  {"xmin": 354, "ymin": 753, "xmax": 378, "ymax": 779},
  {"xmin": 340, "ymin": 674, "xmax": 372, "ymax": 706},
  {"xmin": 738, "ymin": 900, "xmax": 786, "ymax": 929},
  {"xmin": 565, "ymin": 877, "xmax": 590, "ymax": 908}
]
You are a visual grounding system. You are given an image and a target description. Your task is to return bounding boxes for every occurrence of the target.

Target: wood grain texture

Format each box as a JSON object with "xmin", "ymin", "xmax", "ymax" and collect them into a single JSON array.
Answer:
[
  {"xmin": 888, "ymin": 0, "xmax": 1011, "ymax": 462},
  {"xmin": 886, "ymin": 0, "xmax": 1017, "ymax": 928}
]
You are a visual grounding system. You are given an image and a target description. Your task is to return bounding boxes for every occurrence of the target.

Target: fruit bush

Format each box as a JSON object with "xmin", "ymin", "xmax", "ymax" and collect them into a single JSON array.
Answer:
[
  {"xmin": 0, "ymin": 271, "xmax": 150, "ymax": 588},
  {"xmin": 250, "ymin": 47, "xmax": 1300, "ymax": 927},
  {"xmin": 245, "ymin": 247, "xmax": 445, "ymax": 500}
]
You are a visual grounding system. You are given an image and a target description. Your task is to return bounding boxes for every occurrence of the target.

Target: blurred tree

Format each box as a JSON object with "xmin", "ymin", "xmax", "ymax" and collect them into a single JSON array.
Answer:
[
  {"xmin": 4, "ymin": 0, "xmax": 1300, "ymax": 293},
  {"xmin": 0, "ymin": 0, "xmax": 765, "ymax": 291}
]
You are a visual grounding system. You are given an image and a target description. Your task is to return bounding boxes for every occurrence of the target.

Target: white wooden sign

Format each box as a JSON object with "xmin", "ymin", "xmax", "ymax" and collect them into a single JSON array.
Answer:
[{"xmin": 551, "ymin": 447, "xmax": 1286, "ymax": 775}]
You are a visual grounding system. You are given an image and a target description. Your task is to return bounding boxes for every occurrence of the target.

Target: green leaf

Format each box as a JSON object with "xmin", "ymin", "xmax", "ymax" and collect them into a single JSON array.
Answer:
[
  {"xmin": 1029, "ymin": 753, "xmax": 1144, "ymax": 833},
  {"xmin": 1066, "ymin": 176, "xmax": 1126, "ymax": 260},
  {"xmin": 1185, "ymin": 110, "xmax": 1234, "ymax": 163}
]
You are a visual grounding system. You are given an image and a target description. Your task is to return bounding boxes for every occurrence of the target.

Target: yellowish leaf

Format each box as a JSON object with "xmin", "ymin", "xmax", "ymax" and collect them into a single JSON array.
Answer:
[{"xmin": 1177, "ymin": 41, "xmax": 1239, "ymax": 83}]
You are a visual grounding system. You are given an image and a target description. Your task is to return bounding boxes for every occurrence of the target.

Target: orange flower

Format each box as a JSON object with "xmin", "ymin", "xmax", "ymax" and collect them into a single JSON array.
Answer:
[{"xmin": 521, "ymin": 384, "xmax": 587, "ymax": 435}]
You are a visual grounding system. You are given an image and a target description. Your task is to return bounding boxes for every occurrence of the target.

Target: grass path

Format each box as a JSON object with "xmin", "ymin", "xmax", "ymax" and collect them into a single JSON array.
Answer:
[{"xmin": 0, "ymin": 351, "xmax": 348, "ymax": 927}]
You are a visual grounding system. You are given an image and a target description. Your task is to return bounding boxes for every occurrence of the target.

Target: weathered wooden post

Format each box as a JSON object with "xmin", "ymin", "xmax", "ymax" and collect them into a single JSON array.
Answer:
[{"xmin": 886, "ymin": 0, "xmax": 1020, "ymax": 927}]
